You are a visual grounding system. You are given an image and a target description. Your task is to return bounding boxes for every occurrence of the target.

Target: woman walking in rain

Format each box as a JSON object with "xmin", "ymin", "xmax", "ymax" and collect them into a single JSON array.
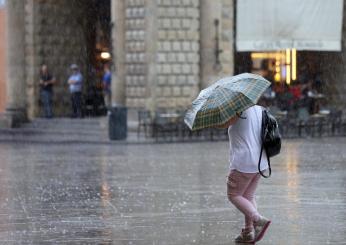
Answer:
[
  {"xmin": 219, "ymin": 106, "xmax": 271, "ymax": 243},
  {"xmin": 184, "ymin": 73, "xmax": 272, "ymax": 244}
]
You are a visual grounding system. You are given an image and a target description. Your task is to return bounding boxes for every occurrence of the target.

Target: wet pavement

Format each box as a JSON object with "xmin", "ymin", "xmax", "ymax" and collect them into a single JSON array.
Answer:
[{"xmin": 0, "ymin": 120, "xmax": 346, "ymax": 244}]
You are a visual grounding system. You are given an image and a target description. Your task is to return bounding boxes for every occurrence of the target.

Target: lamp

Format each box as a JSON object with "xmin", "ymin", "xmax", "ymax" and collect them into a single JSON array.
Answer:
[{"xmin": 101, "ymin": 51, "xmax": 111, "ymax": 60}]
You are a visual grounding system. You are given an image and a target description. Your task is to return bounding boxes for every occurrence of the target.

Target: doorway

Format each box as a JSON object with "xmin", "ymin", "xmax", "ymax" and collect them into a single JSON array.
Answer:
[{"xmin": 83, "ymin": 0, "xmax": 111, "ymax": 116}]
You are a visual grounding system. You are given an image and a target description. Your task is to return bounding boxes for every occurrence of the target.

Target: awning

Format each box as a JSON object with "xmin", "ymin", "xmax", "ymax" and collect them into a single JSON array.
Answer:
[{"xmin": 236, "ymin": 0, "xmax": 344, "ymax": 52}]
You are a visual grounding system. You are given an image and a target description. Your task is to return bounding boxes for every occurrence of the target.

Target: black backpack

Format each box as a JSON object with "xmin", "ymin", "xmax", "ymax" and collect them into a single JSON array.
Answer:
[{"xmin": 258, "ymin": 109, "xmax": 282, "ymax": 178}]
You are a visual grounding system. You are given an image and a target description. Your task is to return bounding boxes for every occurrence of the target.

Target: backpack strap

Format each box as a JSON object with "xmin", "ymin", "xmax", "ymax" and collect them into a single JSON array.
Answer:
[
  {"xmin": 258, "ymin": 112, "xmax": 272, "ymax": 178},
  {"xmin": 258, "ymin": 143, "xmax": 271, "ymax": 178}
]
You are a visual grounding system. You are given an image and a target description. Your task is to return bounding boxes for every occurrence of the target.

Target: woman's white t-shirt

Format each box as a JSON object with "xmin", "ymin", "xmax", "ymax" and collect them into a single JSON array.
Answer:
[{"xmin": 228, "ymin": 105, "xmax": 268, "ymax": 173}]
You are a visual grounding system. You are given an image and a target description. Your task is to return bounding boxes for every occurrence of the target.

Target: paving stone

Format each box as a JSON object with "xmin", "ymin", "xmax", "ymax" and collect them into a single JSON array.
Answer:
[{"xmin": 0, "ymin": 122, "xmax": 346, "ymax": 244}]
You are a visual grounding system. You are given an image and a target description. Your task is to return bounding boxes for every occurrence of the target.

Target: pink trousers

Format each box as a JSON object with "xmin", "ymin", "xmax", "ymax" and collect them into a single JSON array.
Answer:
[{"xmin": 227, "ymin": 169, "xmax": 261, "ymax": 229}]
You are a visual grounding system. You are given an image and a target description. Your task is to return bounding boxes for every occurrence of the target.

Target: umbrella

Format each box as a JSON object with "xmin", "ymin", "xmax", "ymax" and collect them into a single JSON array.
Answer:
[{"xmin": 184, "ymin": 73, "xmax": 271, "ymax": 130}]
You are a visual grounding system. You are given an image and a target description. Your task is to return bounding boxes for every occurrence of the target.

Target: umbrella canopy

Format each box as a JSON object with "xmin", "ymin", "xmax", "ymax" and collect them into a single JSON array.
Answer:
[{"xmin": 184, "ymin": 73, "xmax": 271, "ymax": 130}]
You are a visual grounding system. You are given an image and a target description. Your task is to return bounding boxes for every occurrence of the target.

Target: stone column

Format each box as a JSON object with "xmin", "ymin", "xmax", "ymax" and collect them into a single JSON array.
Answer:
[
  {"xmin": 3, "ymin": 0, "xmax": 27, "ymax": 127},
  {"xmin": 0, "ymin": 7, "xmax": 6, "ymax": 113},
  {"xmin": 145, "ymin": 0, "xmax": 158, "ymax": 114},
  {"xmin": 111, "ymin": 0, "xmax": 126, "ymax": 106},
  {"xmin": 219, "ymin": 0, "xmax": 235, "ymax": 76},
  {"xmin": 199, "ymin": 0, "xmax": 222, "ymax": 89}
]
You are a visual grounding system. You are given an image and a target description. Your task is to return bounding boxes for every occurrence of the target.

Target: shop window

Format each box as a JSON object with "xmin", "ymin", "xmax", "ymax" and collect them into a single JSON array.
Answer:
[{"xmin": 251, "ymin": 49, "xmax": 297, "ymax": 85}]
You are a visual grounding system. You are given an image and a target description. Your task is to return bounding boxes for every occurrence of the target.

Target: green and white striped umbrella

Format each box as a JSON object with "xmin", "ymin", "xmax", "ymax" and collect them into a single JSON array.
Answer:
[{"xmin": 184, "ymin": 73, "xmax": 271, "ymax": 130}]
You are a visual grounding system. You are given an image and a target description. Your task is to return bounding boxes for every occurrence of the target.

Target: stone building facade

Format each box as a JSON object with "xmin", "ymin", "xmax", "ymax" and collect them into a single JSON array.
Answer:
[
  {"xmin": 0, "ymin": 0, "xmax": 345, "ymax": 127},
  {"xmin": 0, "ymin": 0, "xmax": 235, "ymax": 127},
  {"xmin": 112, "ymin": 0, "xmax": 234, "ymax": 112}
]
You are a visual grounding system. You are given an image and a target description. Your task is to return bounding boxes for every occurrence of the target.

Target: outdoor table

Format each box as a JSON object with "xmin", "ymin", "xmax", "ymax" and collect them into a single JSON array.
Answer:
[
  {"xmin": 156, "ymin": 113, "xmax": 181, "ymax": 123},
  {"xmin": 319, "ymin": 109, "xmax": 330, "ymax": 116},
  {"xmin": 275, "ymin": 110, "xmax": 287, "ymax": 117},
  {"xmin": 310, "ymin": 113, "xmax": 328, "ymax": 119},
  {"xmin": 310, "ymin": 93, "xmax": 325, "ymax": 99},
  {"xmin": 273, "ymin": 111, "xmax": 288, "ymax": 122}
]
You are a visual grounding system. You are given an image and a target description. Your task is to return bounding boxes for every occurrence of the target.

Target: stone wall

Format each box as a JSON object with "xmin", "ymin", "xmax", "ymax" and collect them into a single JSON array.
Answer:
[
  {"xmin": 219, "ymin": 0, "xmax": 234, "ymax": 76},
  {"xmin": 25, "ymin": 0, "xmax": 89, "ymax": 118},
  {"xmin": 199, "ymin": 0, "xmax": 234, "ymax": 89},
  {"xmin": 155, "ymin": 0, "xmax": 200, "ymax": 108},
  {"xmin": 124, "ymin": 0, "xmax": 200, "ymax": 110},
  {"xmin": 124, "ymin": 0, "xmax": 148, "ymax": 108}
]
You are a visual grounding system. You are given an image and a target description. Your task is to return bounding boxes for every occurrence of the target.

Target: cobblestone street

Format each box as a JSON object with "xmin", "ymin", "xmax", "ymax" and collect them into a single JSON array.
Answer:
[{"xmin": 0, "ymin": 119, "xmax": 346, "ymax": 244}]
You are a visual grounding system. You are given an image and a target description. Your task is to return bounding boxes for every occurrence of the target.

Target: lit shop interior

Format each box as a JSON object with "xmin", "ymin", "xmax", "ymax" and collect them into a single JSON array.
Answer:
[
  {"xmin": 235, "ymin": 49, "xmax": 325, "ymax": 114},
  {"xmin": 250, "ymin": 49, "xmax": 297, "ymax": 85}
]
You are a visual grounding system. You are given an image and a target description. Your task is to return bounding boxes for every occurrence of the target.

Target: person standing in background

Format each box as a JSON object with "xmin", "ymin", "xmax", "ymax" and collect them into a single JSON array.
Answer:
[
  {"xmin": 39, "ymin": 64, "xmax": 56, "ymax": 118},
  {"xmin": 68, "ymin": 64, "xmax": 83, "ymax": 118},
  {"xmin": 102, "ymin": 63, "xmax": 112, "ymax": 108}
]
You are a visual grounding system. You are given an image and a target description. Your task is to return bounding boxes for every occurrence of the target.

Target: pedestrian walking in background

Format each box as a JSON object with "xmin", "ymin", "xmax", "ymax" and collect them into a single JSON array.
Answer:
[
  {"xmin": 219, "ymin": 105, "xmax": 271, "ymax": 243},
  {"xmin": 39, "ymin": 64, "xmax": 56, "ymax": 118},
  {"xmin": 102, "ymin": 63, "xmax": 112, "ymax": 108},
  {"xmin": 67, "ymin": 64, "xmax": 83, "ymax": 118}
]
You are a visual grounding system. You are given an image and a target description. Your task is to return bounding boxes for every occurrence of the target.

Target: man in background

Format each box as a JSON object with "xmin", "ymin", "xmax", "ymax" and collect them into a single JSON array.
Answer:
[
  {"xmin": 39, "ymin": 64, "xmax": 56, "ymax": 118},
  {"xmin": 68, "ymin": 64, "xmax": 83, "ymax": 118}
]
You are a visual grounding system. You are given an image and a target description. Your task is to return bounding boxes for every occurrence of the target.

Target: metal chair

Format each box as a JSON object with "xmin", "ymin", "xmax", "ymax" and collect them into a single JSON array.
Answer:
[
  {"xmin": 318, "ymin": 109, "xmax": 342, "ymax": 136},
  {"xmin": 330, "ymin": 110, "xmax": 342, "ymax": 135},
  {"xmin": 307, "ymin": 115, "xmax": 325, "ymax": 137},
  {"xmin": 137, "ymin": 109, "xmax": 152, "ymax": 138},
  {"xmin": 297, "ymin": 107, "xmax": 310, "ymax": 137},
  {"xmin": 152, "ymin": 110, "xmax": 178, "ymax": 142},
  {"xmin": 176, "ymin": 110, "xmax": 190, "ymax": 141}
]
